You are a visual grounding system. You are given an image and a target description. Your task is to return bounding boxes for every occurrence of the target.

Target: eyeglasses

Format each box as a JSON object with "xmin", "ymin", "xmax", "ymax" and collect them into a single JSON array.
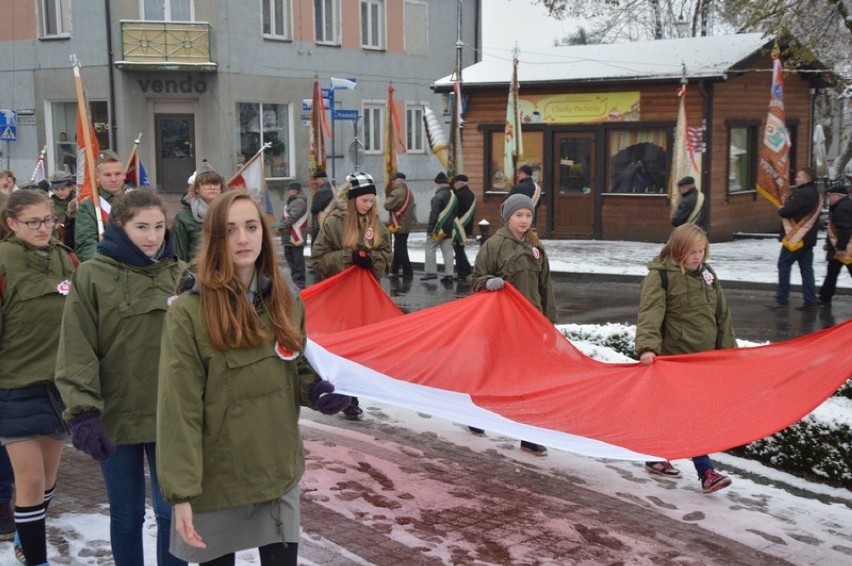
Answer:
[{"xmin": 17, "ymin": 216, "xmax": 58, "ymax": 230}]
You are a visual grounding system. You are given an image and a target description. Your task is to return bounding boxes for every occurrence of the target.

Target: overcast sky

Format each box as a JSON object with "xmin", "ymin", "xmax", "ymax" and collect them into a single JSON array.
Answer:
[{"xmin": 481, "ymin": 0, "xmax": 584, "ymax": 56}]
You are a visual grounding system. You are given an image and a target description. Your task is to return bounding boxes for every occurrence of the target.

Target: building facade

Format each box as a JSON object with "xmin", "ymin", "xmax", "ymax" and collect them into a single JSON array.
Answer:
[
  {"xmin": 1, "ymin": 0, "xmax": 481, "ymax": 216},
  {"xmin": 435, "ymin": 34, "xmax": 828, "ymax": 242}
]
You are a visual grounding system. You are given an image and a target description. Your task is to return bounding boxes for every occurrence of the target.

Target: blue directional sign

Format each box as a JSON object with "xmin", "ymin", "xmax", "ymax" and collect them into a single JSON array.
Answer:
[
  {"xmin": 0, "ymin": 110, "xmax": 17, "ymax": 142},
  {"xmin": 333, "ymin": 108, "xmax": 359, "ymax": 121}
]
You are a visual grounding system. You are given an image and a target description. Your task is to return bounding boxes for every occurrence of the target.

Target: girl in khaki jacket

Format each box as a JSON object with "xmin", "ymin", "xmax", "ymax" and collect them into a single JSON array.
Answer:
[{"xmin": 157, "ymin": 191, "xmax": 349, "ymax": 565}]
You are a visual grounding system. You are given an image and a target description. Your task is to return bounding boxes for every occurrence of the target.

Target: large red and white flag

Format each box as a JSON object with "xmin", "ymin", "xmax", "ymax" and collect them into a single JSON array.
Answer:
[
  {"xmin": 756, "ymin": 46, "xmax": 791, "ymax": 208},
  {"xmin": 228, "ymin": 146, "xmax": 273, "ymax": 216},
  {"xmin": 303, "ymin": 268, "xmax": 852, "ymax": 461},
  {"xmin": 73, "ymin": 62, "xmax": 106, "ymax": 237}
]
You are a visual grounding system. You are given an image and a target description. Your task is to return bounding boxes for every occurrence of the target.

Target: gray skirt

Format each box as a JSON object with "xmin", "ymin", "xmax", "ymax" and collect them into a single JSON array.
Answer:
[{"xmin": 169, "ymin": 486, "xmax": 299, "ymax": 562}]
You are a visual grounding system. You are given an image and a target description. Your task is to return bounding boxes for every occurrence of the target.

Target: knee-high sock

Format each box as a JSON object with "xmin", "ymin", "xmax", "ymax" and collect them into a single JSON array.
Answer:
[
  {"xmin": 15, "ymin": 502, "xmax": 47, "ymax": 564},
  {"xmin": 43, "ymin": 485, "xmax": 56, "ymax": 511}
]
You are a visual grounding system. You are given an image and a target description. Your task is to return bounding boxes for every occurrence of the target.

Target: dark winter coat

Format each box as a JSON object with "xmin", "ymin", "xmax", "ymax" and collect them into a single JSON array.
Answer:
[
  {"xmin": 454, "ymin": 185, "xmax": 476, "ymax": 233},
  {"xmin": 671, "ymin": 187, "xmax": 707, "ymax": 231},
  {"xmin": 471, "ymin": 226, "xmax": 557, "ymax": 322},
  {"xmin": 384, "ymin": 180, "xmax": 416, "ymax": 234},
  {"xmin": 507, "ymin": 176, "xmax": 541, "ymax": 220},
  {"xmin": 55, "ymin": 222, "xmax": 185, "ymax": 445},
  {"xmin": 826, "ymin": 196, "xmax": 852, "ymax": 259},
  {"xmin": 778, "ymin": 182, "xmax": 820, "ymax": 248},
  {"xmin": 635, "ymin": 258, "xmax": 736, "ymax": 356},
  {"xmin": 157, "ymin": 286, "xmax": 318, "ymax": 512},
  {"xmin": 0, "ymin": 237, "xmax": 77, "ymax": 389},
  {"xmin": 172, "ymin": 200, "xmax": 203, "ymax": 262},
  {"xmin": 428, "ymin": 184, "xmax": 456, "ymax": 239}
]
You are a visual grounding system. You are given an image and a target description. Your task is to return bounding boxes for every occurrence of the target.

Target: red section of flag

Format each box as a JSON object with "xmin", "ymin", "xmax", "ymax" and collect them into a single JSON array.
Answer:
[
  {"xmin": 75, "ymin": 104, "xmax": 101, "ymax": 203},
  {"xmin": 303, "ymin": 268, "xmax": 852, "ymax": 460}
]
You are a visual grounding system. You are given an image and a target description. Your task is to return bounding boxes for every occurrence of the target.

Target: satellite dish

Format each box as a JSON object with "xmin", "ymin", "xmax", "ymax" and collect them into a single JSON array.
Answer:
[{"xmin": 348, "ymin": 139, "xmax": 365, "ymax": 170}]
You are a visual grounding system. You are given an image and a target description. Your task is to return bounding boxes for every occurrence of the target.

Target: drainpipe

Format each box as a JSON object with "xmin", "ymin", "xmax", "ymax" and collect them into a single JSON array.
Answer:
[
  {"xmin": 104, "ymin": 0, "xmax": 118, "ymax": 149},
  {"xmin": 698, "ymin": 79, "xmax": 713, "ymax": 235}
]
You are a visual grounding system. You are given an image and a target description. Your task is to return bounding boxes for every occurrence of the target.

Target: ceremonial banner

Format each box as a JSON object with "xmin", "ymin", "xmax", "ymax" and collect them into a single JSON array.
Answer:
[
  {"xmin": 228, "ymin": 145, "xmax": 273, "ymax": 217},
  {"xmin": 30, "ymin": 146, "xmax": 47, "ymax": 183},
  {"xmin": 383, "ymin": 84, "xmax": 406, "ymax": 189},
  {"xmin": 124, "ymin": 139, "xmax": 151, "ymax": 188},
  {"xmin": 73, "ymin": 61, "xmax": 106, "ymax": 237},
  {"xmin": 756, "ymin": 47, "xmax": 790, "ymax": 207},
  {"xmin": 309, "ymin": 80, "xmax": 329, "ymax": 176},
  {"xmin": 669, "ymin": 83, "xmax": 701, "ymax": 213},
  {"xmin": 503, "ymin": 49, "xmax": 523, "ymax": 184}
]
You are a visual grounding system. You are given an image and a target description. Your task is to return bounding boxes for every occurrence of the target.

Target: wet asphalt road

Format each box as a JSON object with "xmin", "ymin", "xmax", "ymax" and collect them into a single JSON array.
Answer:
[{"xmin": 302, "ymin": 269, "xmax": 852, "ymax": 345}]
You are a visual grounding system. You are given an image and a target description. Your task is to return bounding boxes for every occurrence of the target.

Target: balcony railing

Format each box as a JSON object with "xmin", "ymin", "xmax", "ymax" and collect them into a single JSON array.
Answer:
[{"xmin": 116, "ymin": 20, "xmax": 216, "ymax": 71}]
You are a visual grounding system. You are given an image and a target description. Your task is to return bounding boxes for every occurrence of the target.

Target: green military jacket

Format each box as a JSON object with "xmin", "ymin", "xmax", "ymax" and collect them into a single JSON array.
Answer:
[
  {"xmin": 0, "ymin": 237, "xmax": 76, "ymax": 389},
  {"xmin": 309, "ymin": 208, "xmax": 392, "ymax": 280},
  {"xmin": 55, "ymin": 253, "xmax": 185, "ymax": 444},
  {"xmin": 384, "ymin": 181, "xmax": 416, "ymax": 234},
  {"xmin": 471, "ymin": 226, "xmax": 557, "ymax": 323},
  {"xmin": 172, "ymin": 204, "xmax": 202, "ymax": 262},
  {"xmin": 635, "ymin": 259, "xmax": 736, "ymax": 356},
  {"xmin": 156, "ymin": 291, "xmax": 318, "ymax": 512},
  {"xmin": 74, "ymin": 188, "xmax": 120, "ymax": 262}
]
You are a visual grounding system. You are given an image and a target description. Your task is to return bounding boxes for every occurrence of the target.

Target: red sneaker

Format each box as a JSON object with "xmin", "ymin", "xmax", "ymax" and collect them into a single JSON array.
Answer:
[
  {"xmin": 645, "ymin": 461, "xmax": 682, "ymax": 478},
  {"xmin": 701, "ymin": 469, "xmax": 732, "ymax": 494}
]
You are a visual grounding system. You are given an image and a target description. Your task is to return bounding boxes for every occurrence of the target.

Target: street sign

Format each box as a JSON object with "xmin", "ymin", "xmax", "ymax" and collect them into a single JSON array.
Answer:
[
  {"xmin": 0, "ymin": 110, "xmax": 17, "ymax": 141},
  {"xmin": 302, "ymin": 99, "xmax": 312, "ymax": 112},
  {"xmin": 333, "ymin": 108, "xmax": 359, "ymax": 121}
]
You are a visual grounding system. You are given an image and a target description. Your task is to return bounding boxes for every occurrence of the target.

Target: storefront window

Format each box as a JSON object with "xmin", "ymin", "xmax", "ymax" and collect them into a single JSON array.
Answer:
[
  {"xmin": 50, "ymin": 101, "xmax": 110, "ymax": 175},
  {"xmin": 728, "ymin": 126, "xmax": 756, "ymax": 194},
  {"xmin": 606, "ymin": 128, "xmax": 668, "ymax": 194},
  {"xmin": 237, "ymin": 102, "xmax": 291, "ymax": 179},
  {"xmin": 488, "ymin": 129, "xmax": 543, "ymax": 192}
]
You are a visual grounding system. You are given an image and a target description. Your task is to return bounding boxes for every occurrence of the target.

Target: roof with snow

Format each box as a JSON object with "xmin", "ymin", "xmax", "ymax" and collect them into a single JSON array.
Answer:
[{"xmin": 434, "ymin": 33, "xmax": 773, "ymax": 90}]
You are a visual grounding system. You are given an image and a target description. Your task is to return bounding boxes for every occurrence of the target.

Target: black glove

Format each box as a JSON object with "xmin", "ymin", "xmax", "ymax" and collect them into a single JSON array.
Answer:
[
  {"xmin": 352, "ymin": 248, "xmax": 373, "ymax": 269},
  {"xmin": 309, "ymin": 380, "xmax": 352, "ymax": 415}
]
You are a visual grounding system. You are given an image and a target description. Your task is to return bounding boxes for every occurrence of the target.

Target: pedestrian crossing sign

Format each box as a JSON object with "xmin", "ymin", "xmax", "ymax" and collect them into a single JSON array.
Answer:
[{"xmin": 0, "ymin": 109, "xmax": 17, "ymax": 141}]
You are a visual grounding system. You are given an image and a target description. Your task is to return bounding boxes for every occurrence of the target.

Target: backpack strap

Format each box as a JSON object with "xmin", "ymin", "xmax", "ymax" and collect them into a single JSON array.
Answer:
[{"xmin": 657, "ymin": 269, "xmax": 668, "ymax": 293}]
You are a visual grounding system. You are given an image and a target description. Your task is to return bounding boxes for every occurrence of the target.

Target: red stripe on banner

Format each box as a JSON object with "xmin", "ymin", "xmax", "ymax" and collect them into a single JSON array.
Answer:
[{"xmin": 303, "ymin": 269, "xmax": 852, "ymax": 460}]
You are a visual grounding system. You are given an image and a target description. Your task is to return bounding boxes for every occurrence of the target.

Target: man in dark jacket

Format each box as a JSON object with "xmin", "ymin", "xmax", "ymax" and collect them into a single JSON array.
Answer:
[
  {"xmin": 671, "ymin": 176, "xmax": 707, "ymax": 231},
  {"xmin": 768, "ymin": 167, "xmax": 822, "ymax": 310},
  {"xmin": 818, "ymin": 183, "xmax": 852, "ymax": 305},
  {"xmin": 451, "ymin": 174, "xmax": 476, "ymax": 281},
  {"xmin": 309, "ymin": 171, "xmax": 335, "ymax": 243},
  {"xmin": 279, "ymin": 181, "xmax": 309, "ymax": 287},
  {"xmin": 421, "ymin": 172, "xmax": 457, "ymax": 282},
  {"xmin": 506, "ymin": 164, "xmax": 541, "ymax": 227}
]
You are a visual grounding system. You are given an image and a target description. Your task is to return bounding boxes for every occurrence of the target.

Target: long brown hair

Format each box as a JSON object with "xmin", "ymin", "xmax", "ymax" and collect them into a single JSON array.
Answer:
[
  {"xmin": 657, "ymin": 224, "xmax": 709, "ymax": 272},
  {"xmin": 338, "ymin": 181, "xmax": 384, "ymax": 250},
  {"xmin": 196, "ymin": 191, "xmax": 302, "ymax": 351},
  {"xmin": 1, "ymin": 190, "xmax": 52, "ymax": 241}
]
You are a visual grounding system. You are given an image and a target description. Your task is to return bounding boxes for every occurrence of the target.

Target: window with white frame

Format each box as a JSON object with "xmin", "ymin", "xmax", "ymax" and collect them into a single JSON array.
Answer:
[
  {"xmin": 142, "ymin": 0, "xmax": 193, "ymax": 21},
  {"xmin": 237, "ymin": 102, "xmax": 292, "ymax": 179},
  {"xmin": 405, "ymin": 105, "xmax": 424, "ymax": 153},
  {"xmin": 363, "ymin": 104, "xmax": 383, "ymax": 153},
  {"xmin": 49, "ymin": 101, "xmax": 110, "ymax": 175},
  {"xmin": 263, "ymin": 0, "xmax": 290, "ymax": 39},
  {"xmin": 360, "ymin": 0, "xmax": 384, "ymax": 49},
  {"xmin": 314, "ymin": 0, "xmax": 339, "ymax": 44},
  {"xmin": 42, "ymin": 0, "xmax": 71, "ymax": 37}
]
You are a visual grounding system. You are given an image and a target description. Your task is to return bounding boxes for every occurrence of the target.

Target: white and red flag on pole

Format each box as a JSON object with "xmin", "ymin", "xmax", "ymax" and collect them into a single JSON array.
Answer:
[
  {"xmin": 302, "ymin": 268, "xmax": 852, "ymax": 461},
  {"xmin": 503, "ymin": 45, "xmax": 523, "ymax": 185},
  {"xmin": 228, "ymin": 143, "xmax": 273, "ymax": 218},
  {"xmin": 30, "ymin": 145, "xmax": 47, "ymax": 184}
]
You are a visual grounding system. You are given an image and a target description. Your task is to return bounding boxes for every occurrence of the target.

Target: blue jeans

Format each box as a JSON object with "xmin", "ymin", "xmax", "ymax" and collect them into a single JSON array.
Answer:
[
  {"xmin": 99, "ymin": 443, "xmax": 186, "ymax": 566},
  {"xmin": 776, "ymin": 246, "xmax": 816, "ymax": 305},
  {"xmin": 691, "ymin": 455, "xmax": 713, "ymax": 479},
  {"xmin": 0, "ymin": 446, "xmax": 12, "ymax": 502}
]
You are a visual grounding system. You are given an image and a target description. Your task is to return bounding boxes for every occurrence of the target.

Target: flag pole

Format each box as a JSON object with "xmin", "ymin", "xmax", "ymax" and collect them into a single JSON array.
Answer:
[
  {"xmin": 30, "ymin": 145, "xmax": 47, "ymax": 182},
  {"xmin": 72, "ymin": 55, "xmax": 104, "ymax": 239}
]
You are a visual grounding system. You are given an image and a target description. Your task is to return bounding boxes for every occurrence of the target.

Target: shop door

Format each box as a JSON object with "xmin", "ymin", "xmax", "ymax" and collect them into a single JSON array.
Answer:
[
  {"xmin": 155, "ymin": 113, "xmax": 195, "ymax": 193},
  {"xmin": 552, "ymin": 132, "xmax": 595, "ymax": 238}
]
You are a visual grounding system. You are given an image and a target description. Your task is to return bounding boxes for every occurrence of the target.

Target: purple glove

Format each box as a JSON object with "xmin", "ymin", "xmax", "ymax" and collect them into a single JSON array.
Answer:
[
  {"xmin": 70, "ymin": 413, "xmax": 116, "ymax": 462},
  {"xmin": 309, "ymin": 380, "xmax": 352, "ymax": 415}
]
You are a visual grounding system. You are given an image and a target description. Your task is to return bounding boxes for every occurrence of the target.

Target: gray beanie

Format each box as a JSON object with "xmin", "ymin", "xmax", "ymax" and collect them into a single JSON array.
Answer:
[{"xmin": 501, "ymin": 194, "xmax": 534, "ymax": 223}]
